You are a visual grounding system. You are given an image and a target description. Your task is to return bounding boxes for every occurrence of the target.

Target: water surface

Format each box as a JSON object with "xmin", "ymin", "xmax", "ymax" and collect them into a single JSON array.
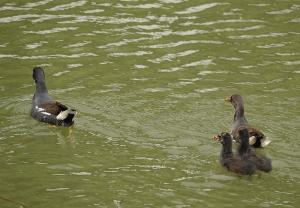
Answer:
[{"xmin": 0, "ymin": 0, "xmax": 299, "ymax": 207}]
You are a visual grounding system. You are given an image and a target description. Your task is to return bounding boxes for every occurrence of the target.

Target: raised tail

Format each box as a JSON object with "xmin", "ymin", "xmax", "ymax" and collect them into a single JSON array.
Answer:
[{"xmin": 60, "ymin": 109, "xmax": 76, "ymax": 126}]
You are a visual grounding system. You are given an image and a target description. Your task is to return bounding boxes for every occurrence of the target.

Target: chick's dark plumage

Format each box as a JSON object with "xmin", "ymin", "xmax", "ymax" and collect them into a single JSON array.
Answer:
[
  {"xmin": 237, "ymin": 129, "xmax": 272, "ymax": 173},
  {"xmin": 217, "ymin": 132, "xmax": 256, "ymax": 176}
]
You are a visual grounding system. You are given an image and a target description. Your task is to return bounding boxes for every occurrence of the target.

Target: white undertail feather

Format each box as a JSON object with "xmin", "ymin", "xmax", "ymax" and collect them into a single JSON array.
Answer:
[
  {"xmin": 56, "ymin": 109, "xmax": 76, "ymax": 120},
  {"xmin": 42, "ymin": 112, "xmax": 51, "ymax": 116},
  {"xmin": 35, "ymin": 106, "xmax": 45, "ymax": 112},
  {"xmin": 261, "ymin": 137, "xmax": 272, "ymax": 147},
  {"xmin": 36, "ymin": 106, "xmax": 51, "ymax": 115},
  {"xmin": 249, "ymin": 136, "xmax": 257, "ymax": 145}
]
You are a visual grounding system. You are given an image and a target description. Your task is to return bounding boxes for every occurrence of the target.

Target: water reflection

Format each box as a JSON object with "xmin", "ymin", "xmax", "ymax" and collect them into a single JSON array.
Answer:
[{"xmin": 50, "ymin": 126, "xmax": 76, "ymax": 147}]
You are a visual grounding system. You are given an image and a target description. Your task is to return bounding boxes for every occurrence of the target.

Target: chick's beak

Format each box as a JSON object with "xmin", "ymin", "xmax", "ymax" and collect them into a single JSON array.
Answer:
[
  {"xmin": 225, "ymin": 96, "xmax": 231, "ymax": 102},
  {"xmin": 212, "ymin": 134, "xmax": 221, "ymax": 141}
]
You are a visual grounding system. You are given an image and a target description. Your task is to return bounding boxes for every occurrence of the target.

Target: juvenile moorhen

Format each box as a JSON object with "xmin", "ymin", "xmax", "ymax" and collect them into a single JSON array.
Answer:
[
  {"xmin": 226, "ymin": 94, "xmax": 271, "ymax": 148},
  {"xmin": 213, "ymin": 132, "xmax": 256, "ymax": 176},
  {"xmin": 238, "ymin": 128, "xmax": 272, "ymax": 173}
]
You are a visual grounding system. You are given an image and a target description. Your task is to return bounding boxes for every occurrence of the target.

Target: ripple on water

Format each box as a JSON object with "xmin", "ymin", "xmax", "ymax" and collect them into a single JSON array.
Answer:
[
  {"xmin": 159, "ymin": 59, "xmax": 215, "ymax": 73},
  {"xmin": 0, "ymin": 53, "xmax": 97, "ymax": 60},
  {"xmin": 144, "ymin": 88, "xmax": 172, "ymax": 93},
  {"xmin": 275, "ymin": 52, "xmax": 299, "ymax": 56},
  {"xmin": 132, "ymin": 78, "xmax": 151, "ymax": 81},
  {"xmin": 133, "ymin": 64, "xmax": 148, "ymax": 69},
  {"xmin": 228, "ymin": 32, "xmax": 288, "ymax": 40},
  {"xmin": 46, "ymin": 188, "xmax": 70, "ymax": 192},
  {"xmin": 23, "ymin": 0, "xmax": 54, "ymax": 8},
  {"xmin": 71, "ymin": 172, "xmax": 92, "ymax": 176},
  {"xmin": 114, "ymin": 3, "xmax": 162, "ymax": 9},
  {"xmin": 182, "ymin": 59, "xmax": 215, "ymax": 67},
  {"xmin": 291, "ymin": 18, "xmax": 300, "ymax": 23},
  {"xmin": 0, "ymin": 6, "xmax": 31, "ymax": 11},
  {"xmin": 160, "ymin": 0, "xmax": 186, "ymax": 4},
  {"xmin": 83, "ymin": 9, "xmax": 104, "ymax": 14},
  {"xmin": 109, "ymin": 51, "xmax": 153, "ymax": 57},
  {"xmin": 172, "ymin": 29, "xmax": 208, "ymax": 36},
  {"xmin": 48, "ymin": 163, "xmax": 82, "ymax": 170},
  {"xmin": 248, "ymin": 3, "xmax": 270, "ymax": 7},
  {"xmin": 266, "ymin": 9, "xmax": 294, "ymax": 15},
  {"xmin": 23, "ymin": 27, "xmax": 78, "ymax": 35},
  {"xmin": 199, "ymin": 19, "xmax": 266, "ymax": 26},
  {"xmin": 139, "ymin": 40, "xmax": 224, "ymax": 48},
  {"xmin": 0, "ymin": 43, "xmax": 9, "ymax": 47},
  {"xmin": 175, "ymin": 3, "xmax": 228, "ymax": 15},
  {"xmin": 105, "ymin": 164, "xmax": 175, "ymax": 173},
  {"xmin": 148, "ymin": 50, "xmax": 199, "ymax": 64},
  {"xmin": 50, "ymin": 86, "xmax": 85, "ymax": 95},
  {"xmin": 212, "ymin": 25, "xmax": 265, "ymax": 33},
  {"xmin": 140, "ymin": 40, "xmax": 199, "ymax": 49},
  {"xmin": 52, "ymin": 71, "xmax": 70, "ymax": 77},
  {"xmin": 67, "ymin": 64, "xmax": 83, "ymax": 68},
  {"xmin": 0, "ymin": 14, "xmax": 38, "ymax": 23},
  {"xmin": 125, "ymin": 24, "xmax": 168, "ymax": 31},
  {"xmin": 256, "ymin": 43, "xmax": 286, "ymax": 48},
  {"xmin": 60, "ymin": 16, "xmax": 150, "ymax": 24},
  {"xmin": 138, "ymin": 28, "xmax": 213, "ymax": 38},
  {"xmin": 47, "ymin": 0, "xmax": 87, "ymax": 11},
  {"xmin": 98, "ymin": 37, "xmax": 152, "ymax": 49},
  {"xmin": 282, "ymin": 60, "xmax": 300, "ymax": 65},
  {"xmin": 194, "ymin": 88, "xmax": 219, "ymax": 93},
  {"xmin": 220, "ymin": 57, "xmax": 242, "ymax": 61},
  {"xmin": 198, "ymin": 70, "xmax": 228, "ymax": 76},
  {"xmin": 25, "ymin": 41, "xmax": 47, "ymax": 49},
  {"xmin": 64, "ymin": 41, "xmax": 91, "ymax": 48},
  {"xmin": 146, "ymin": 15, "xmax": 178, "ymax": 24}
]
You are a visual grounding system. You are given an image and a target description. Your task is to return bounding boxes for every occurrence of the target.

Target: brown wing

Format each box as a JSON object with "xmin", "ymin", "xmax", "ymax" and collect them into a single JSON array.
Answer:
[
  {"xmin": 40, "ymin": 101, "xmax": 68, "ymax": 115},
  {"xmin": 247, "ymin": 127, "xmax": 265, "ymax": 139}
]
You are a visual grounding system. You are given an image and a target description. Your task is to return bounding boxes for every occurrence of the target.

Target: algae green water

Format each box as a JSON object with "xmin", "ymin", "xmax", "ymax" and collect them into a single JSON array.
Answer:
[{"xmin": 0, "ymin": 1, "xmax": 300, "ymax": 207}]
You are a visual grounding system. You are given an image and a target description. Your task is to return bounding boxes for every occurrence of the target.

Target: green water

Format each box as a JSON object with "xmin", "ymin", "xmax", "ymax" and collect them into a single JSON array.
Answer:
[{"xmin": 1, "ymin": 0, "xmax": 300, "ymax": 207}]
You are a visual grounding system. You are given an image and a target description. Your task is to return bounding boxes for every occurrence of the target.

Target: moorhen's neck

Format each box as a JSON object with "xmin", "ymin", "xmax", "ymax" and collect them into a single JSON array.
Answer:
[
  {"xmin": 35, "ymin": 80, "xmax": 48, "ymax": 94},
  {"xmin": 238, "ymin": 137, "xmax": 250, "ymax": 156},
  {"xmin": 222, "ymin": 141, "xmax": 233, "ymax": 158},
  {"xmin": 234, "ymin": 102, "xmax": 245, "ymax": 120},
  {"xmin": 238, "ymin": 130, "xmax": 250, "ymax": 156}
]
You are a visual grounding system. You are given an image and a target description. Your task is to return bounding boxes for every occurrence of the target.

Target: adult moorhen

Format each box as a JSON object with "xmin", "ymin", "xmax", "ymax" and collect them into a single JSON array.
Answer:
[{"xmin": 31, "ymin": 67, "xmax": 76, "ymax": 127}]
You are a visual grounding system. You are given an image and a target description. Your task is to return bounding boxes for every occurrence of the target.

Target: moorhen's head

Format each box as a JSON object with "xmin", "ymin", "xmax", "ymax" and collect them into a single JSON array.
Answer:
[
  {"xmin": 212, "ymin": 132, "xmax": 232, "ymax": 145},
  {"xmin": 225, "ymin": 94, "xmax": 243, "ymax": 109},
  {"xmin": 33, "ymin": 67, "xmax": 45, "ymax": 83}
]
